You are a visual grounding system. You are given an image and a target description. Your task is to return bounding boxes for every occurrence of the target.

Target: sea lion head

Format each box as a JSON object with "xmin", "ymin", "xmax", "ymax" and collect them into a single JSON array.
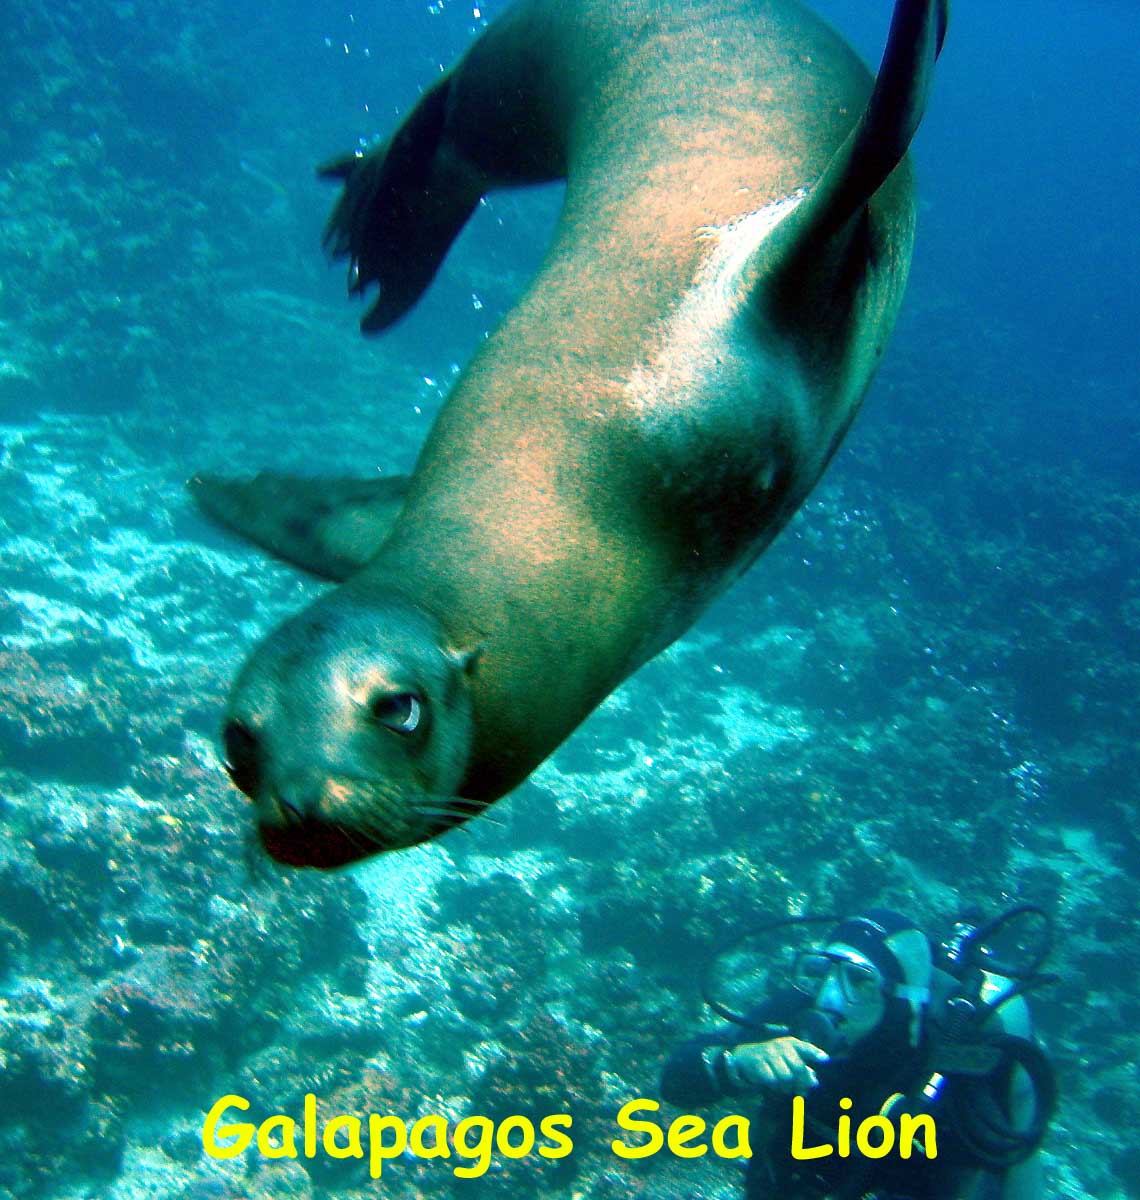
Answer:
[{"xmin": 220, "ymin": 591, "xmax": 479, "ymax": 866}]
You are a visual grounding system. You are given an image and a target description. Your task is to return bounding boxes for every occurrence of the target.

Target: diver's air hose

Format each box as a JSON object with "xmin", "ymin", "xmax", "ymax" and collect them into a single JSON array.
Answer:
[{"xmin": 940, "ymin": 1034, "xmax": 1056, "ymax": 1169}]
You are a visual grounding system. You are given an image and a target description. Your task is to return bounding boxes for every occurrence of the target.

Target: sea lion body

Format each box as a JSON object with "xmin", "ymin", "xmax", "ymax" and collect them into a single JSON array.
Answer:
[{"xmin": 195, "ymin": 0, "xmax": 948, "ymax": 865}]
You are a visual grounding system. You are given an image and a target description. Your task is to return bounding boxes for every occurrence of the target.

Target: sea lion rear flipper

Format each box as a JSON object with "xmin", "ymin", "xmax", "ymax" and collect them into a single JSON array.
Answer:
[
  {"xmin": 771, "ymin": 0, "xmax": 949, "ymax": 289},
  {"xmin": 319, "ymin": 74, "xmax": 482, "ymax": 334},
  {"xmin": 188, "ymin": 472, "xmax": 411, "ymax": 581}
]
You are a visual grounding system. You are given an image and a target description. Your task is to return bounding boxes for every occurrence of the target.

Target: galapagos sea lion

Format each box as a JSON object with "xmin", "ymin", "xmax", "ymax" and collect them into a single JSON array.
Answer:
[{"xmin": 192, "ymin": 0, "xmax": 948, "ymax": 866}]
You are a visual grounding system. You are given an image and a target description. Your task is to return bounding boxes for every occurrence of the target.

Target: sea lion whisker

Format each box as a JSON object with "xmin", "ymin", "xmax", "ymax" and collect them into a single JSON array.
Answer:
[
  {"xmin": 325, "ymin": 767, "xmax": 412, "ymax": 795},
  {"xmin": 419, "ymin": 792, "xmax": 480, "ymax": 815},
  {"xmin": 417, "ymin": 807, "xmax": 478, "ymax": 827},
  {"xmin": 344, "ymin": 815, "xmax": 387, "ymax": 848},
  {"xmin": 331, "ymin": 820, "xmax": 377, "ymax": 856},
  {"xmin": 351, "ymin": 805, "xmax": 433, "ymax": 850},
  {"xmin": 431, "ymin": 794, "xmax": 493, "ymax": 824},
  {"xmin": 319, "ymin": 774, "xmax": 477, "ymax": 830}
]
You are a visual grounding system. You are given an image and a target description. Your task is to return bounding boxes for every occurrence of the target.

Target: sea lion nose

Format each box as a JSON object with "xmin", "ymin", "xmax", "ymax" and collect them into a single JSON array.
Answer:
[
  {"xmin": 271, "ymin": 769, "xmax": 340, "ymax": 826},
  {"xmin": 222, "ymin": 720, "xmax": 262, "ymax": 798},
  {"xmin": 223, "ymin": 714, "xmax": 335, "ymax": 820},
  {"xmin": 272, "ymin": 790, "xmax": 307, "ymax": 825}
]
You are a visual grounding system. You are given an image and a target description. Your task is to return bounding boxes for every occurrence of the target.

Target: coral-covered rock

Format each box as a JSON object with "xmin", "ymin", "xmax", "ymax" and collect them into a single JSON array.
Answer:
[
  {"xmin": 0, "ymin": 643, "xmax": 136, "ymax": 785},
  {"xmin": 0, "ymin": 916, "xmax": 29, "ymax": 978},
  {"xmin": 88, "ymin": 964, "xmax": 220, "ymax": 1099},
  {"xmin": 0, "ymin": 984, "xmax": 122, "ymax": 1197},
  {"xmin": 469, "ymin": 1011, "xmax": 607, "ymax": 1191}
]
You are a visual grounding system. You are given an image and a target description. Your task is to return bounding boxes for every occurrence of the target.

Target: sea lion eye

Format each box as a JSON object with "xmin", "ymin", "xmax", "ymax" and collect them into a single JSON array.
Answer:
[
  {"xmin": 222, "ymin": 720, "xmax": 261, "ymax": 797},
  {"xmin": 369, "ymin": 692, "xmax": 424, "ymax": 735}
]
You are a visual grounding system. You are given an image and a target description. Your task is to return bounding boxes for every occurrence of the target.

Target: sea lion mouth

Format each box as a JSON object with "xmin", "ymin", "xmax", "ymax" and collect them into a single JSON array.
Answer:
[
  {"xmin": 259, "ymin": 819, "xmax": 371, "ymax": 869},
  {"xmin": 257, "ymin": 785, "xmax": 485, "ymax": 867}
]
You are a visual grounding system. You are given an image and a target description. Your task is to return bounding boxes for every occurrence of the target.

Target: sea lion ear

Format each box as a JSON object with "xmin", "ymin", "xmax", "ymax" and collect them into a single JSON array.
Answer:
[
  {"xmin": 446, "ymin": 643, "xmax": 484, "ymax": 676},
  {"xmin": 188, "ymin": 472, "xmax": 411, "ymax": 581}
]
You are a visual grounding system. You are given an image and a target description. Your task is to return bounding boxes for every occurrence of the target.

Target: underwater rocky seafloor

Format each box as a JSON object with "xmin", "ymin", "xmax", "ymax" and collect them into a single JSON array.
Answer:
[
  {"xmin": 1, "ymin": 370, "xmax": 1137, "ymax": 1200},
  {"xmin": 2, "ymin": 2, "xmax": 1139, "ymax": 1199}
]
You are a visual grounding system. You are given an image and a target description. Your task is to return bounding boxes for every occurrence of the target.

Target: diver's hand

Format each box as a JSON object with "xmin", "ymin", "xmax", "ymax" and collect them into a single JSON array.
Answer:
[{"xmin": 724, "ymin": 1038, "xmax": 830, "ymax": 1095}]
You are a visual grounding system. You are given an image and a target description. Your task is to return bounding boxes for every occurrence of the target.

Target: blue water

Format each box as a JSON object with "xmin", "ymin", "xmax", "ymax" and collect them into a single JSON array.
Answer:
[{"xmin": 0, "ymin": 2, "xmax": 1136, "ymax": 1198}]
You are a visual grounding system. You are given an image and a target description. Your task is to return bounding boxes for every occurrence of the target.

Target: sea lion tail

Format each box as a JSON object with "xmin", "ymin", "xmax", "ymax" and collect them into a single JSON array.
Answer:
[
  {"xmin": 319, "ymin": 74, "xmax": 482, "ymax": 334},
  {"xmin": 188, "ymin": 472, "xmax": 411, "ymax": 581},
  {"xmin": 777, "ymin": 0, "xmax": 949, "ymax": 274}
]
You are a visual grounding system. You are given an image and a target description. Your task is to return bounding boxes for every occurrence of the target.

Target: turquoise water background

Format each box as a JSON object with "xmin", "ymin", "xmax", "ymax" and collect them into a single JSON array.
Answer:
[{"xmin": 0, "ymin": 2, "xmax": 1136, "ymax": 1198}]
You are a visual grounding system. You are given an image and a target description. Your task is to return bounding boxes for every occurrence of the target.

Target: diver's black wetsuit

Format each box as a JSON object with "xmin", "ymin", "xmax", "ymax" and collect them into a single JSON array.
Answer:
[{"xmin": 661, "ymin": 990, "xmax": 1004, "ymax": 1200}]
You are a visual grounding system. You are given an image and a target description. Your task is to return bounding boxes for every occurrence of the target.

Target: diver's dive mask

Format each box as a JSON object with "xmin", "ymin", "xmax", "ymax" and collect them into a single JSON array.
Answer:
[
  {"xmin": 700, "ymin": 910, "xmax": 933, "ymax": 1051},
  {"xmin": 791, "ymin": 946, "xmax": 885, "ymax": 1005}
]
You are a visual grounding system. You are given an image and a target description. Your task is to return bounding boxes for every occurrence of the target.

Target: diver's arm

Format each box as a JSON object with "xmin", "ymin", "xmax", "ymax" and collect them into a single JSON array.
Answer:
[
  {"xmin": 661, "ymin": 995, "xmax": 815, "ymax": 1106},
  {"xmin": 995, "ymin": 1053, "xmax": 1047, "ymax": 1199},
  {"xmin": 1000, "ymin": 1153, "xmax": 1045, "ymax": 1200},
  {"xmin": 987, "ymin": 992, "xmax": 1049, "ymax": 1199},
  {"xmin": 661, "ymin": 1034, "xmax": 828, "ymax": 1105},
  {"xmin": 660, "ymin": 1034, "xmax": 741, "ymax": 1107},
  {"xmin": 724, "ymin": 1038, "xmax": 829, "ymax": 1094},
  {"xmin": 951, "ymin": 1153, "xmax": 1043, "ymax": 1200}
]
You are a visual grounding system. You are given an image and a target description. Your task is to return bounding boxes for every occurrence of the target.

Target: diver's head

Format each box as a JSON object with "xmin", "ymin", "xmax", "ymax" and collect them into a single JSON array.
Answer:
[{"xmin": 793, "ymin": 909, "xmax": 932, "ymax": 1052}]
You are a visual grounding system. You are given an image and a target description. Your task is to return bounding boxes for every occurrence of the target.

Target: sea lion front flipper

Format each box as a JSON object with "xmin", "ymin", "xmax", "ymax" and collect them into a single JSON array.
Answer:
[
  {"xmin": 319, "ymin": 74, "xmax": 482, "ymax": 334},
  {"xmin": 188, "ymin": 472, "xmax": 411, "ymax": 581},
  {"xmin": 771, "ymin": 0, "xmax": 949, "ymax": 290}
]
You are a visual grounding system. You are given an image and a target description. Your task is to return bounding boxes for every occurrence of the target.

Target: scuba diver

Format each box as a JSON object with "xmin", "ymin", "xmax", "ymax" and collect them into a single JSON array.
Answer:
[{"xmin": 660, "ymin": 906, "xmax": 1056, "ymax": 1199}]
